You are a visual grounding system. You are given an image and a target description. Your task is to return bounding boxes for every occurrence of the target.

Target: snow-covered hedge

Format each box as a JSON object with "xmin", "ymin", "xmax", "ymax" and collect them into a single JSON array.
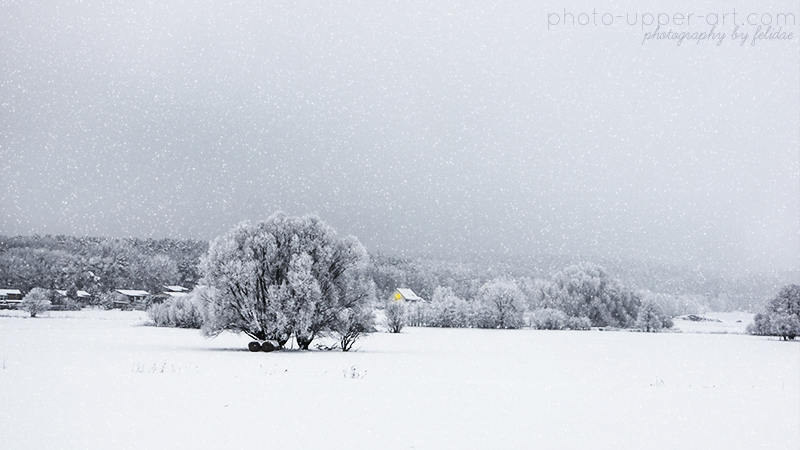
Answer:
[
  {"xmin": 529, "ymin": 308, "xmax": 591, "ymax": 330},
  {"xmin": 147, "ymin": 295, "xmax": 203, "ymax": 329}
]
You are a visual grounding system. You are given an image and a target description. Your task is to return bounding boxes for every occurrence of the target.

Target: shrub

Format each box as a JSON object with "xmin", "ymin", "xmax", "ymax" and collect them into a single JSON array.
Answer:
[
  {"xmin": 635, "ymin": 297, "xmax": 673, "ymax": 332},
  {"xmin": 148, "ymin": 302, "xmax": 170, "ymax": 326},
  {"xmin": 567, "ymin": 316, "xmax": 593, "ymax": 330},
  {"xmin": 331, "ymin": 307, "xmax": 375, "ymax": 351},
  {"xmin": 60, "ymin": 297, "xmax": 82, "ymax": 311},
  {"xmin": 529, "ymin": 308, "xmax": 568, "ymax": 330},
  {"xmin": 147, "ymin": 295, "xmax": 203, "ymax": 329},
  {"xmin": 529, "ymin": 309, "xmax": 591, "ymax": 330},
  {"xmin": 167, "ymin": 296, "xmax": 203, "ymax": 328},
  {"xmin": 384, "ymin": 300, "xmax": 406, "ymax": 333},
  {"xmin": 424, "ymin": 287, "xmax": 473, "ymax": 328},
  {"xmin": 475, "ymin": 278, "xmax": 526, "ymax": 329},
  {"xmin": 20, "ymin": 288, "xmax": 51, "ymax": 317},
  {"xmin": 747, "ymin": 313, "xmax": 771, "ymax": 335}
]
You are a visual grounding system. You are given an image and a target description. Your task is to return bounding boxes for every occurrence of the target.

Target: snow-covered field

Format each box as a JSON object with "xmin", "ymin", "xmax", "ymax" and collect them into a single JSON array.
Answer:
[
  {"xmin": 1, "ymin": 311, "xmax": 797, "ymax": 450},
  {"xmin": 671, "ymin": 311, "xmax": 755, "ymax": 334}
]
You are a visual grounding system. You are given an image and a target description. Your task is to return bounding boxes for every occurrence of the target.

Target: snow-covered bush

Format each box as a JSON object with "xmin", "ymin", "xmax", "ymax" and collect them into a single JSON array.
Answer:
[
  {"xmin": 20, "ymin": 287, "xmax": 50, "ymax": 317},
  {"xmin": 635, "ymin": 297, "xmax": 673, "ymax": 332},
  {"xmin": 475, "ymin": 278, "xmax": 526, "ymax": 329},
  {"xmin": 529, "ymin": 308, "xmax": 568, "ymax": 329},
  {"xmin": 147, "ymin": 302, "xmax": 169, "ymax": 326},
  {"xmin": 199, "ymin": 213, "xmax": 375, "ymax": 349},
  {"xmin": 168, "ymin": 295, "xmax": 203, "ymax": 328},
  {"xmin": 59, "ymin": 297, "xmax": 82, "ymax": 311},
  {"xmin": 545, "ymin": 262, "xmax": 640, "ymax": 328},
  {"xmin": 147, "ymin": 295, "xmax": 204, "ymax": 329},
  {"xmin": 567, "ymin": 316, "xmax": 593, "ymax": 330},
  {"xmin": 423, "ymin": 286, "xmax": 473, "ymax": 328},
  {"xmin": 746, "ymin": 313, "xmax": 771, "ymax": 336},
  {"xmin": 384, "ymin": 300, "xmax": 406, "ymax": 333},
  {"xmin": 405, "ymin": 301, "xmax": 427, "ymax": 327},
  {"xmin": 331, "ymin": 306, "xmax": 375, "ymax": 351},
  {"xmin": 519, "ymin": 278, "xmax": 565, "ymax": 311},
  {"xmin": 529, "ymin": 309, "xmax": 591, "ymax": 330},
  {"xmin": 748, "ymin": 285, "xmax": 800, "ymax": 340}
]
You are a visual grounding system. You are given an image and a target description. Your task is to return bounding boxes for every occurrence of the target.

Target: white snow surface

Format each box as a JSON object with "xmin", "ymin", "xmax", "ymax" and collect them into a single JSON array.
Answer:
[
  {"xmin": 671, "ymin": 312, "xmax": 755, "ymax": 334},
  {"xmin": 1, "ymin": 311, "xmax": 797, "ymax": 450}
]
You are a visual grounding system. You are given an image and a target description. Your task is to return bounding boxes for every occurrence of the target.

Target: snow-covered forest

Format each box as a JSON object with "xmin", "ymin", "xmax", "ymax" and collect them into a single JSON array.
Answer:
[{"xmin": 0, "ymin": 234, "xmax": 207, "ymax": 297}]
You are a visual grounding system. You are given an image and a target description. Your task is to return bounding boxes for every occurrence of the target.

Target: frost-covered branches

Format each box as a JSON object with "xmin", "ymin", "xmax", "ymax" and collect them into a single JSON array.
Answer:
[
  {"xmin": 20, "ymin": 287, "xmax": 51, "ymax": 317},
  {"xmin": 475, "ymin": 278, "xmax": 526, "ymax": 329},
  {"xmin": 635, "ymin": 297, "xmax": 673, "ymax": 332},
  {"xmin": 332, "ymin": 306, "xmax": 376, "ymax": 351},
  {"xmin": 384, "ymin": 300, "xmax": 406, "ymax": 333},
  {"xmin": 148, "ymin": 294, "xmax": 204, "ymax": 329},
  {"xmin": 412, "ymin": 263, "xmax": 654, "ymax": 331},
  {"xmin": 199, "ymin": 213, "xmax": 375, "ymax": 349},
  {"xmin": 426, "ymin": 286, "xmax": 472, "ymax": 328},
  {"xmin": 413, "ymin": 280, "xmax": 526, "ymax": 329},
  {"xmin": 528, "ymin": 309, "xmax": 591, "ymax": 330},
  {"xmin": 545, "ymin": 262, "xmax": 640, "ymax": 327},
  {"xmin": 747, "ymin": 284, "xmax": 800, "ymax": 340}
]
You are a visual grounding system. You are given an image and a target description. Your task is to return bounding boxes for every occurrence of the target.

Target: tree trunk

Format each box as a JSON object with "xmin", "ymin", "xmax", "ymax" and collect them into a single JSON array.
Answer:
[{"xmin": 296, "ymin": 335, "xmax": 313, "ymax": 350}]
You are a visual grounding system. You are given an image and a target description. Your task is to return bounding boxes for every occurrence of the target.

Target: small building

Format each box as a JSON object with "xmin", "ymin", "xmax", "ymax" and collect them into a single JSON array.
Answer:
[
  {"xmin": 164, "ymin": 285, "xmax": 190, "ymax": 294},
  {"xmin": 162, "ymin": 286, "xmax": 190, "ymax": 298},
  {"xmin": 389, "ymin": 288, "xmax": 426, "ymax": 303},
  {"xmin": 114, "ymin": 289, "xmax": 150, "ymax": 310},
  {"xmin": 55, "ymin": 290, "xmax": 92, "ymax": 301},
  {"xmin": 154, "ymin": 285, "xmax": 191, "ymax": 304},
  {"xmin": 0, "ymin": 289, "xmax": 23, "ymax": 309}
]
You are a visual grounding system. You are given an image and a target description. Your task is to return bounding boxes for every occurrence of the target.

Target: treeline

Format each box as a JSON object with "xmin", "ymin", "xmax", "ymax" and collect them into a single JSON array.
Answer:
[
  {"xmin": 0, "ymin": 235, "xmax": 207, "ymax": 298},
  {"xmin": 1, "ymin": 234, "xmax": 794, "ymax": 315},
  {"xmin": 381, "ymin": 262, "xmax": 675, "ymax": 332},
  {"xmin": 368, "ymin": 253, "xmax": 791, "ymax": 314}
]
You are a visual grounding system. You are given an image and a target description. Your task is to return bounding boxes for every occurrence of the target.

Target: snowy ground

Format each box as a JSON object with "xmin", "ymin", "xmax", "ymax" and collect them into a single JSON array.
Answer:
[
  {"xmin": 671, "ymin": 311, "xmax": 754, "ymax": 334},
  {"xmin": 1, "ymin": 311, "xmax": 797, "ymax": 450}
]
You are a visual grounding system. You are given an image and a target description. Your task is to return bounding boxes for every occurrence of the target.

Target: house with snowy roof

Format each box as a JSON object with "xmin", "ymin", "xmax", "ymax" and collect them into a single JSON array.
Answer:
[
  {"xmin": 55, "ymin": 290, "xmax": 92, "ymax": 301},
  {"xmin": 0, "ymin": 289, "xmax": 23, "ymax": 308},
  {"xmin": 147, "ymin": 285, "xmax": 191, "ymax": 304},
  {"xmin": 389, "ymin": 288, "xmax": 426, "ymax": 303},
  {"xmin": 163, "ymin": 285, "xmax": 190, "ymax": 297},
  {"xmin": 114, "ymin": 289, "xmax": 150, "ymax": 309}
]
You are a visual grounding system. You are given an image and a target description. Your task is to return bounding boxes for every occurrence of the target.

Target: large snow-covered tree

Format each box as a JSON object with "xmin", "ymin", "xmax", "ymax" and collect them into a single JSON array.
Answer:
[
  {"xmin": 20, "ymin": 287, "xmax": 51, "ymax": 318},
  {"xmin": 748, "ymin": 284, "xmax": 800, "ymax": 340},
  {"xmin": 199, "ymin": 213, "xmax": 374, "ymax": 349},
  {"xmin": 546, "ymin": 262, "xmax": 640, "ymax": 327},
  {"xmin": 427, "ymin": 286, "xmax": 472, "ymax": 328},
  {"xmin": 475, "ymin": 278, "xmax": 526, "ymax": 329}
]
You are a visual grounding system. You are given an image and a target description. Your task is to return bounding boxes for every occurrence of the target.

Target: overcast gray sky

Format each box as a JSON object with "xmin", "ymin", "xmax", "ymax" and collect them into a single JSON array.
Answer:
[{"xmin": 2, "ymin": 0, "xmax": 798, "ymax": 273}]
